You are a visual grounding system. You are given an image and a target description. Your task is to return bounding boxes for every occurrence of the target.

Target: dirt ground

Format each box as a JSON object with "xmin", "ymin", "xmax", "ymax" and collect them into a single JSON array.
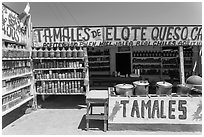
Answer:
[{"xmin": 2, "ymin": 95, "xmax": 202, "ymax": 135}]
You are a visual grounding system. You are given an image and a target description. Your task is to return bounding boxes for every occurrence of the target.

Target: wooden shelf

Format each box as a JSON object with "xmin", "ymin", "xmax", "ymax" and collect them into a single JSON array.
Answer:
[
  {"xmin": 2, "ymin": 82, "xmax": 31, "ymax": 96},
  {"xmin": 88, "ymin": 55, "xmax": 109, "ymax": 58},
  {"xmin": 89, "ymin": 66, "xmax": 110, "ymax": 68},
  {"xmin": 132, "ymin": 62, "xmax": 160, "ymax": 64},
  {"xmin": 32, "ymin": 57, "xmax": 84, "ymax": 60},
  {"xmin": 34, "ymin": 67, "xmax": 85, "ymax": 71},
  {"xmin": 2, "ymin": 72, "xmax": 32, "ymax": 81},
  {"xmin": 2, "ymin": 58, "xmax": 31, "ymax": 60},
  {"xmin": 2, "ymin": 38, "xmax": 26, "ymax": 46},
  {"xmin": 2, "ymin": 96, "xmax": 33, "ymax": 116},
  {"xmin": 132, "ymin": 56, "xmax": 161, "ymax": 58},
  {"xmin": 36, "ymin": 92, "xmax": 85, "ymax": 95},
  {"xmin": 35, "ymin": 78, "xmax": 84, "ymax": 81},
  {"xmin": 88, "ymin": 60, "xmax": 110, "ymax": 63}
]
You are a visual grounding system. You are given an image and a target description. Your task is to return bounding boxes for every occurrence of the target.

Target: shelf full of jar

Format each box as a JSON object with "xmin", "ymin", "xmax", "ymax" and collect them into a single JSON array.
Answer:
[
  {"xmin": 87, "ymin": 48, "xmax": 110, "ymax": 56},
  {"xmin": 32, "ymin": 46, "xmax": 85, "ymax": 59},
  {"xmin": 132, "ymin": 50, "xmax": 193, "ymax": 58},
  {"xmin": 34, "ymin": 69, "xmax": 85, "ymax": 81},
  {"xmin": 33, "ymin": 60, "xmax": 84, "ymax": 69},
  {"xmin": 2, "ymin": 76, "xmax": 31, "ymax": 96},
  {"xmin": 2, "ymin": 86, "xmax": 33, "ymax": 116},
  {"xmin": 2, "ymin": 41, "xmax": 30, "ymax": 59},
  {"xmin": 36, "ymin": 80, "xmax": 85, "ymax": 95},
  {"xmin": 2, "ymin": 39, "xmax": 27, "ymax": 47}
]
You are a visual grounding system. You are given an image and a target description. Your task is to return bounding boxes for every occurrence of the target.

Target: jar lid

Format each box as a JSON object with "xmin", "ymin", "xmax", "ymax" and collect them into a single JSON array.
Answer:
[
  {"xmin": 115, "ymin": 84, "xmax": 133, "ymax": 89},
  {"xmin": 133, "ymin": 81, "xmax": 149, "ymax": 86},
  {"xmin": 157, "ymin": 81, "xmax": 172, "ymax": 87}
]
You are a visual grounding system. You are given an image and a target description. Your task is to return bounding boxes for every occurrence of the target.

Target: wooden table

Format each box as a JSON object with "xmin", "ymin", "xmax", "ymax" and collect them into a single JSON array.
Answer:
[{"xmin": 86, "ymin": 90, "xmax": 109, "ymax": 131}]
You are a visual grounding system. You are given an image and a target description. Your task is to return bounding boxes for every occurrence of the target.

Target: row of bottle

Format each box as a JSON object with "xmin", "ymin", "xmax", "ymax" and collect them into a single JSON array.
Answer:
[
  {"xmin": 132, "ymin": 51, "xmax": 193, "ymax": 57},
  {"xmin": 88, "ymin": 56, "xmax": 110, "ymax": 62},
  {"xmin": 132, "ymin": 58, "xmax": 161, "ymax": 63},
  {"xmin": 133, "ymin": 64, "xmax": 161, "ymax": 69},
  {"xmin": 36, "ymin": 81, "xmax": 84, "ymax": 94},
  {"xmin": 34, "ymin": 61, "xmax": 83, "ymax": 69},
  {"xmin": 2, "ymin": 49, "xmax": 30, "ymax": 58},
  {"xmin": 2, "ymin": 86, "xmax": 31, "ymax": 106},
  {"xmin": 89, "ymin": 67, "xmax": 110, "ymax": 71},
  {"xmin": 3, "ymin": 42, "xmax": 27, "ymax": 50},
  {"xmin": 87, "ymin": 49, "xmax": 110, "ymax": 56},
  {"xmin": 3, "ymin": 77, "xmax": 30, "ymax": 91},
  {"xmin": 3, "ymin": 61, "xmax": 31, "ymax": 69},
  {"xmin": 2, "ymin": 67, "xmax": 31, "ymax": 78},
  {"xmin": 32, "ymin": 47, "xmax": 84, "ymax": 58},
  {"xmin": 35, "ymin": 70, "xmax": 85, "ymax": 80},
  {"xmin": 89, "ymin": 62, "xmax": 110, "ymax": 67}
]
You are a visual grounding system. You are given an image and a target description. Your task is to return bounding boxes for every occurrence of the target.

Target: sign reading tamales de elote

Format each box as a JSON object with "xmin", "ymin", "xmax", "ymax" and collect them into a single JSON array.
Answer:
[
  {"xmin": 33, "ymin": 25, "xmax": 201, "ymax": 47},
  {"xmin": 109, "ymin": 96, "xmax": 202, "ymax": 124}
]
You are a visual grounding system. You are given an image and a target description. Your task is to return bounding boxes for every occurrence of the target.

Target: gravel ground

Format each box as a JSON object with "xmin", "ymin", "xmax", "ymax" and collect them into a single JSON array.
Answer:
[{"xmin": 2, "ymin": 95, "xmax": 202, "ymax": 135}]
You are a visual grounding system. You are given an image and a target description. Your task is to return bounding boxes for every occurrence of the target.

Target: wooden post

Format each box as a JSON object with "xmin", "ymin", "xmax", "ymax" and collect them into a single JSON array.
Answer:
[{"xmin": 179, "ymin": 46, "xmax": 185, "ymax": 84}]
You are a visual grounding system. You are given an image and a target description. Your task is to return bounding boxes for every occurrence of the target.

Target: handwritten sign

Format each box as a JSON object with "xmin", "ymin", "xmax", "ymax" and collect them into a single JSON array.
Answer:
[
  {"xmin": 33, "ymin": 25, "xmax": 202, "ymax": 47},
  {"xmin": 33, "ymin": 27, "xmax": 103, "ymax": 48},
  {"xmin": 104, "ymin": 26, "xmax": 202, "ymax": 46},
  {"xmin": 2, "ymin": 4, "xmax": 27, "ymax": 44},
  {"xmin": 109, "ymin": 96, "xmax": 202, "ymax": 124}
]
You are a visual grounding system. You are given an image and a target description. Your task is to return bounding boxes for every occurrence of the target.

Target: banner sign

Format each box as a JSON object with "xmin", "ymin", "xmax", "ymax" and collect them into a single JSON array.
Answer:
[
  {"xmin": 33, "ymin": 27, "xmax": 103, "ymax": 47},
  {"xmin": 2, "ymin": 4, "xmax": 27, "ymax": 44},
  {"xmin": 33, "ymin": 25, "xmax": 202, "ymax": 47},
  {"xmin": 104, "ymin": 26, "xmax": 202, "ymax": 46},
  {"xmin": 108, "ymin": 96, "xmax": 202, "ymax": 124}
]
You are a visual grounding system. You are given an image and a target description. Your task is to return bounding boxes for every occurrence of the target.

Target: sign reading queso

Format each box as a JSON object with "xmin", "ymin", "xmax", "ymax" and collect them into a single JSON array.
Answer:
[{"xmin": 108, "ymin": 96, "xmax": 202, "ymax": 124}]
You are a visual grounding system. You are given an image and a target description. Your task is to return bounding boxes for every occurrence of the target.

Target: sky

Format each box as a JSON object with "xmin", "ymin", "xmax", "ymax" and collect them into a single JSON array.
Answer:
[{"xmin": 2, "ymin": 1, "xmax": 202, "ymax": 27}]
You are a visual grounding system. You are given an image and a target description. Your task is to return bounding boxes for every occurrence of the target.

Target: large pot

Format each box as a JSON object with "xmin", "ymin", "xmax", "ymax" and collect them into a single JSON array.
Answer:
[
  {"xmin": 186, "ymin": 75, "xmax": 202, "ymax": 92},
  {"xmin": 115, "ymin": 84, "xmax": 133, "ymax": 96},
  {"xmin": 133, "ymin": 81, "xmax": 149, "ymax": 95},
  {"xmin": 177, "ymin": 84, "xmax": 191, "ymax": 95},
  {"xmin": 156, "ymin": 81, "xmax": 172, "ymax": 95}
]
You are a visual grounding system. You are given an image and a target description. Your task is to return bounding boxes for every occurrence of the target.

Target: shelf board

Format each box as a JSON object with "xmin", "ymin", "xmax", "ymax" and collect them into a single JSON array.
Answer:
[
  {"xmin": 132, "ymin": 57, "xmax": 161, "ymax": 58},
  {"xmin": 2, "ymin": 39, "xmax": 27, "ymax": 46},
  {"xmin": 36, "ymin": 92, "xmax": 85, "ymax": 95},
  {"xmin": 89, "ymin": 66, "xmax": 110, "ymax": 68},
  {"xmin": 132, "ymin": 62, "xmax": 160, "ymax": 64},
  {"xmin": 88, "ymin": 55, "xmax": 109, "ymax": 58},
  {"xmin": 2, "ymin": 72, "xmax": 32, "ymax": 81},
  {"xmin": 35, "ymin": 78, "xmax": 84, "ymax": 81},
  {"xmin": 32, "ymin": 57, "xmax": 84, "ymax": 60},
  {"xmin": 2, "ymin": 96, "xmax": 33, "ymax": 116},
  {"xmin": 2, "ymin": 58, "xmax": 31, "ymax": 60},
  {"xmin": 2, "ymin": 83, "xmax": 31, "ymax": 96},
  {"xmin": 88, "ymin": 60, "xmax": 110, "ymax": 63},
  {"xmin": 34, "ymin": 67, "xmax": 85, "ymax": 71}
]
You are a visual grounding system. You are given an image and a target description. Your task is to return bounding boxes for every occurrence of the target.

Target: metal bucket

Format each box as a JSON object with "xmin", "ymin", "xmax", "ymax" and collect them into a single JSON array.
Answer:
[
  {"xmin": 115, "ymin": 84, "xmax": 133, "ymax": 96},
  {"xmin": 133, "ymin": 81, "xmax": 149, "ymax": 95},
  {"xmin": 156, "ymin": 81, "xmax": 172, "ymax": 95}
]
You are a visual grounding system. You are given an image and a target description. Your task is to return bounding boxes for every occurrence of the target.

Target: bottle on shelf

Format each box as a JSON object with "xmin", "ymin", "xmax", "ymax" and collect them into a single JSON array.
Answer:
[
  {"xmin": 43, "ymin": 47, "xmax": 49, "ymax": 58},
  {"xmin": 61, "ymin": 47, "xmax": 66, "ymax": 58},
  {"xmin": 77, "ymin": 46, "xmax": 84, "ymax": 58},
  {"xmin": 37, "ymin": 47, "xmax": 43, "ymax": 58},
  {"xmin": 50, "ymin": 47, "xmax": 55, "ymax": 58},
  {"xmin": 55, "ymin": 47, "xmax": 61, "ymax": 58},
  {"xmin": 67, "ymin": 47, "xmax": 72, "ymax": 58},
  {"xmin": 72, "ymin": 46, "xmax": 78, "ymax": 58}
]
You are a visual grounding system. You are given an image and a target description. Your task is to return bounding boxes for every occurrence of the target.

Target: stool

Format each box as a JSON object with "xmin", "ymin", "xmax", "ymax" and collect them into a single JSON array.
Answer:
[{"xmin": 86, "ymin": 90, "xmax": 108, "ymax": 132}]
